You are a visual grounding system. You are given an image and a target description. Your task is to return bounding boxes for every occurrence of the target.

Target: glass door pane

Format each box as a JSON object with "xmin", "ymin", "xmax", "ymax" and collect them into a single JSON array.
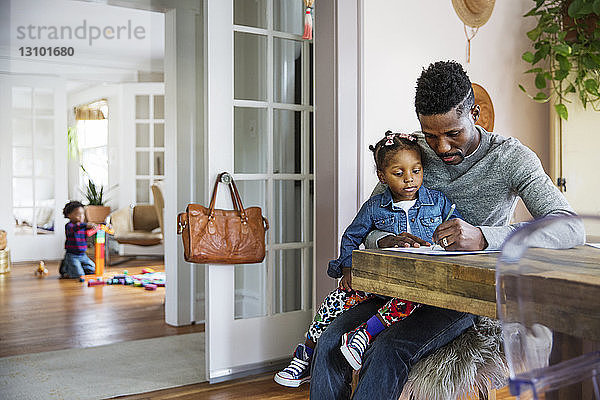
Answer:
[
  {"xmin": 135, "ymin": 95, "xmax": 150, "ymax": 119},
  {"xmin": 273, "ymin": 180, "xmax": 302, "ymax": 243},
  {"xmin": 235, "ymin": 261, "xmax": 268, "ymax": 319},
  {"xmin": 134, "ymin": 92, "xmax": 164, "ymax": 203},
  {"xmin": 273, "ymin": 0, "xmax": 304, "ymax": 34},
  {"xmin": 274, "ymin": 248, "xmax": 302, "ymax": 313},
  {"xmin": 234, "ymin": 32, "xmax": 267, "ymax": 101},
  {"xmin": 273, "ymin": 109, "xmax": 301, "ymax": 173},
  {"xmin": 273, "ymin": 38, "xmax": 302, "ymax": 104},
  {"xmin": 13, "ymin": 118, "xmax": 32, "ymax": 146},
  {"xmin": 234, "ymin": 0, "xmax": 267, "ymax": 28},
  {"xmin": 234, "ymin": 107, "xmax": 268, "ymax": 173}
]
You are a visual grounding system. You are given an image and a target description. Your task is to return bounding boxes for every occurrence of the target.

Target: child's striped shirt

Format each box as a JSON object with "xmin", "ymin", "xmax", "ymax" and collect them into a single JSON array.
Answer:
[{"xmin": 65, "ymin": 222, "xmax": 87, "ymax": 254}]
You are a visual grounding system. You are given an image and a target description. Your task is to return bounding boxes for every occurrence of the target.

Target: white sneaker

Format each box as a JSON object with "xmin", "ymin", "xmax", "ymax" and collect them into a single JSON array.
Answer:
[
  {"xmin": 274, "ymin": 343, "xmax": 312, "ymax": 387},
  {"xmin": 340, "ymin": 324, "xmax": 370, "ymax": 370}
]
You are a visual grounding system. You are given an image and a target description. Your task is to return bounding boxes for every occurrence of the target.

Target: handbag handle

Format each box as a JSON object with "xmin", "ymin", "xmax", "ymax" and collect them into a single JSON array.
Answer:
[
  {"xmin": 229, "ymin": 177, "xmax": 249, "ymax": 223},
  {"xmin": 207, "ymin": 172, "xmax": 249, "ymax": 223}
]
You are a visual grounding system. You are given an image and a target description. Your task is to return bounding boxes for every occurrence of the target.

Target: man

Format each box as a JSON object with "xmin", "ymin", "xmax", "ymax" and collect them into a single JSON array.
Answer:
[{"xmin": 309, "ymin": 61, "xmax": 584, "ymax": 399}]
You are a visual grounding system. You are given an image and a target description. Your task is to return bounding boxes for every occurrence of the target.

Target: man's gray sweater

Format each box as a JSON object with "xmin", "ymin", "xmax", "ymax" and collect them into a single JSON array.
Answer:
[{"xmin": 366, "ymin": 127, "xmax": 585, "ymax": 250}]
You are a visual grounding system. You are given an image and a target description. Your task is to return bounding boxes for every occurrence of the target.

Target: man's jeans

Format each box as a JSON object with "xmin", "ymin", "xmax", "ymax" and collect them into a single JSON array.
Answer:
[
  {"xmin": 62, "ymin": 252, "xmax": 95, "ymax": 278},
  {"xmin": 309, "ymin": 297, "xmax": 476, "ymax": 399}
]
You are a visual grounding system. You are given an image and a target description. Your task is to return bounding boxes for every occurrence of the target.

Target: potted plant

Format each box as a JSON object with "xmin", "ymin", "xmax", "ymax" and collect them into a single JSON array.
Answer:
[
  {"xmin": 519, "ymin": 0, "xmax": 600, "ymax": 120},
  {"xmin": 83, "ymin": 179, "xmax": 111, "ymax": 223}
]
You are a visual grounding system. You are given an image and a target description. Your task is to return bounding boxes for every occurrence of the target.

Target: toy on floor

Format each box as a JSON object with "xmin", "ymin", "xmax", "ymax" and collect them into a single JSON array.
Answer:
[
  {"xmin": 88, "ymin": 277, "xmax": 105, "ymax": 287},
  {"xmin": 35, "ymin": 261, "xmax": 49, "ymax": 277},
  {"xmin": 85, "ymin": 224, "xmax": 114, "ymax": 278},
  {"xmin": 101, "ymin": 270, "xmax": 165, "ymax": 289}
]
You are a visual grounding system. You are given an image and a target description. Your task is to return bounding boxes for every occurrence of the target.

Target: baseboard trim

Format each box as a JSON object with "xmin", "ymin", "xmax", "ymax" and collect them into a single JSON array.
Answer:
[{"xmin": 208, "ymin": 357, "xmax": 290, "ymax": 384}]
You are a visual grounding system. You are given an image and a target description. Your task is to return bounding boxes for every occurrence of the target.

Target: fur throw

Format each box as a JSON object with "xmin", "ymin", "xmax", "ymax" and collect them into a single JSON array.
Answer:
[{"xmin": 399, "ymin": 317, "xmax": 508, "ymax": 400}]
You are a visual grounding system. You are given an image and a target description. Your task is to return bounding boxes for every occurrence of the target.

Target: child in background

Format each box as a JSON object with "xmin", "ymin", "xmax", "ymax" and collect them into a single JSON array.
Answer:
[
  {"xmin": 274, "ymin": 131, "xmax": 462, "ymax": 387},
  {"xmin": 59, "ymin": 201, "xmax": 96, "ymax": 279}
]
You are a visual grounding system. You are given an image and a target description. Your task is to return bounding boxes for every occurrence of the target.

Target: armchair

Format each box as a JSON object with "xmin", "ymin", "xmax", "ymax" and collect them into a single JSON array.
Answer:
[{"xmin": 107, "ymin": 203, "xmax": 163, "ymax": 265}]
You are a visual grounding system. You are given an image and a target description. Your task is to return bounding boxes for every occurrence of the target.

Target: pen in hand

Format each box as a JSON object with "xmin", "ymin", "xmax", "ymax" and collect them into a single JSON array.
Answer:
[{"xmin": 443, "ymin": 203, "xmax": 456, "ymax": 223}]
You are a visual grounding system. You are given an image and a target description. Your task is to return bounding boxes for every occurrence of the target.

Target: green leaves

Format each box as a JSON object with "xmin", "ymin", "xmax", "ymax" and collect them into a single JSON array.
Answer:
[
  {"xmin": 554, "ymin": 103, "xmax": 569, "ymax": 120},
  {"xmin": 585, "ymin": 79, "xmax": 600, "ymax": 95},
  {"xmin": 535, "ymin": 73, "xmax": 547, "ymax": 89},
  {"xmin": 522, "ymin": 51, "xmax": 535, "ymax": 63},
  {"xmin": 553, "ymin": 44, "xmax": 572, "ymax": 56},
  {"xmin": 569, "ymin": 0, "xmax": 596, "ymax": 18},
  {"xmin": 520, "ymin": 0, "xmax": 600, "ymax": 119},
  {"xmin": 533, "ymin": 92, "xmax": 550, "ymax": 102},
  {"xmin": 527, "ymin": 26, "xmax": 543, "ymax": 41},
  {"xmin": 85, "ymin": 180, "xmax": 105, "ymax": 206},
  {"xmin": 556, "ymin": 54, "xmax": 572, "ymax": 71},
  {"xmin": 554, "ymin": 69, "xmax": 569, "ymax": 80},
  {"xmin": 582, "ymin": 54, "xmax": 600, "ymax": 69}
]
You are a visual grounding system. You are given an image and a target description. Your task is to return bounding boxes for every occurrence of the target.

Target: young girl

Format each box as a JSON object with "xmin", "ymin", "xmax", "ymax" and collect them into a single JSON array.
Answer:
[{"xmin": 274, "ymin": 131, "xmax": 462, "ymax": 387}]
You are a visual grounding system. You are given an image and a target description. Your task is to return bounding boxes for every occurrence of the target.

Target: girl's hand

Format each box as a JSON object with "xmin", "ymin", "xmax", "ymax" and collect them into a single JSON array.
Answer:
[
  {"xmin": 377, "ymin": 232, "xmax": 430, "ymax": 248},
  {"xmin": 339, "ymin": 267, "xmax": 353, "ymax": 291}
]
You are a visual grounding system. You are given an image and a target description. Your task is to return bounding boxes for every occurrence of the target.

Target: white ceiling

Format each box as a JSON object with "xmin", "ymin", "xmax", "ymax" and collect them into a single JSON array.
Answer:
[{"xmin": 8, "ymin": 0, "xmax": 164, "ymax": 89}]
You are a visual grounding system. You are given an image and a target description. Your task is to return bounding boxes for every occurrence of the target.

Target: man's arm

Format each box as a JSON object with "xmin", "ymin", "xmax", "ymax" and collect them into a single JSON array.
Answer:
[{"xmin": 479, "ymin": 144, "xmax": 585, "ymax": 250}]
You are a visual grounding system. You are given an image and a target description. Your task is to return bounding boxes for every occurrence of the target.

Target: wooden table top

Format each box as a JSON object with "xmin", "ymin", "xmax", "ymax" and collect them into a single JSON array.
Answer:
[{"xmin": 352, "ymin": 245, "xmax": 600, "ymax": 340}]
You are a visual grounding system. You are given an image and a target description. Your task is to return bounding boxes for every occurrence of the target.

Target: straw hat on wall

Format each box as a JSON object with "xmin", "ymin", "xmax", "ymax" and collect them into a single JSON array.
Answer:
[
  {"xmin": 451, "ymin": 0, "xmax": 496, "ymax": 28},
  {"xmin": 472, "ymin": 83, "xmax": 495, "ymax": 132}
]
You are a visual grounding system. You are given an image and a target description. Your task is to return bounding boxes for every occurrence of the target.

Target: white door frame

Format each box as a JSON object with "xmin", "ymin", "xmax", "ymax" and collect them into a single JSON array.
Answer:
[
  {"xmin": 314, "ymin": 0, "xmax": 362, "ymax": 303},
  {"xmin": 104, "ymin": 0, "xmax": 203, "ymax": 327}
]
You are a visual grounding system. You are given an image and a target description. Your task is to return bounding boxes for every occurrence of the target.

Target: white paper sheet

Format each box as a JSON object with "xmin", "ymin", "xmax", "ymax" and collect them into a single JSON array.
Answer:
[
  {"xmin": 586, "ymin": 243, "xmax": 600, "ymax": 249},
  {"xmin": 381, "ymin": 245, "xmax": 500, "ymax": 256}
]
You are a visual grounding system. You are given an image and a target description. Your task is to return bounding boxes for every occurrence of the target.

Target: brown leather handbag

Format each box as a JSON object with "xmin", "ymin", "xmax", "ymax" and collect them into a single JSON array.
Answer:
[{"xmin": 177, "ymin": 172, "xmax": 269, "ymax": 264}]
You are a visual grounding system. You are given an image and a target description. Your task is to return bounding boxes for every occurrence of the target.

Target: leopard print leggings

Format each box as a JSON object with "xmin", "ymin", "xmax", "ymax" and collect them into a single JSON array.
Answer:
[{"xmin": 306, "ymin": 288, "xmax": 420, "ymax": 342}]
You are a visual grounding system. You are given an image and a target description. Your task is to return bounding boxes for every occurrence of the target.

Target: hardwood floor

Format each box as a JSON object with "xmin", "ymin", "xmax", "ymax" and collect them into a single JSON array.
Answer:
[
  {"xmin": 116, "ymin": 372, "xmax": 310, "ymax": 400},
  {"xmin": 0, "ymin": 259, "xmax": 203, "ymax": 358},
  {"xmin": 1, "ymin": 260, "xmax": 515, "ymax": 399},
  {"xmin": 115, "ymin": 372, "xmax": 514, "ymax": 400}
]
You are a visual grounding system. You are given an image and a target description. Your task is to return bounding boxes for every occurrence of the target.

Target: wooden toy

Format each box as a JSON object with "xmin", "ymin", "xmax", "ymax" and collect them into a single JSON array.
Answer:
[
  {"xmin": 34, "ymin": 261, "xmax": 49, "ymax": 277},
  {"xmin": 86, "ymin": 224, "xmax": 114, "ymax": 278}
]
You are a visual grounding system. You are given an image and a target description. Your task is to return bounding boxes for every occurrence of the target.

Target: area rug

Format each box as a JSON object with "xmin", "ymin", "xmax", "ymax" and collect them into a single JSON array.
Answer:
[{"xmin": 0, "ymin": 332, "xmax": 205, "ymax": 400}]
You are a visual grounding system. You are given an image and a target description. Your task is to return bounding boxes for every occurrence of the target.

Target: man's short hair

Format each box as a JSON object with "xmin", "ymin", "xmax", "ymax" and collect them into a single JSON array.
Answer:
[{"xmin": 415, "ymin": 60, "xmax": 474, "ymax": 117}]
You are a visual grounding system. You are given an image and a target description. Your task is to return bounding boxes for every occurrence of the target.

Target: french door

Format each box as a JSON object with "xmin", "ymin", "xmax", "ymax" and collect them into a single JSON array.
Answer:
[
  {"xmin": 0, "ymin": 76, "xmax": 67, "ymax": 262},
  {"xmin": 121, "ymin": 83, "xmax": 166, "ymax": 206},
  {"xmin": 204, "ymin": 0, "xmax": 314, "ymax": 382}
]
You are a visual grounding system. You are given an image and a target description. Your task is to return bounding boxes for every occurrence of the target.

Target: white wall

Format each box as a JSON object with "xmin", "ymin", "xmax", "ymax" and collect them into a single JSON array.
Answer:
[
  {"xmin": 362, "ymin": 1, "xmax": 549, "ymax": 205},
  {"xmin": 9, "ymin": 0, "xmax": 164, "ymax": 80}
]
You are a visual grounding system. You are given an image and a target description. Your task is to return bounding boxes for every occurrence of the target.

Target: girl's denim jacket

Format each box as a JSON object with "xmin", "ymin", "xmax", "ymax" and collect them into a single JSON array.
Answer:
[{"xmin": 327, "ymin": 185, "xmax": 461, "ymax": 278}]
